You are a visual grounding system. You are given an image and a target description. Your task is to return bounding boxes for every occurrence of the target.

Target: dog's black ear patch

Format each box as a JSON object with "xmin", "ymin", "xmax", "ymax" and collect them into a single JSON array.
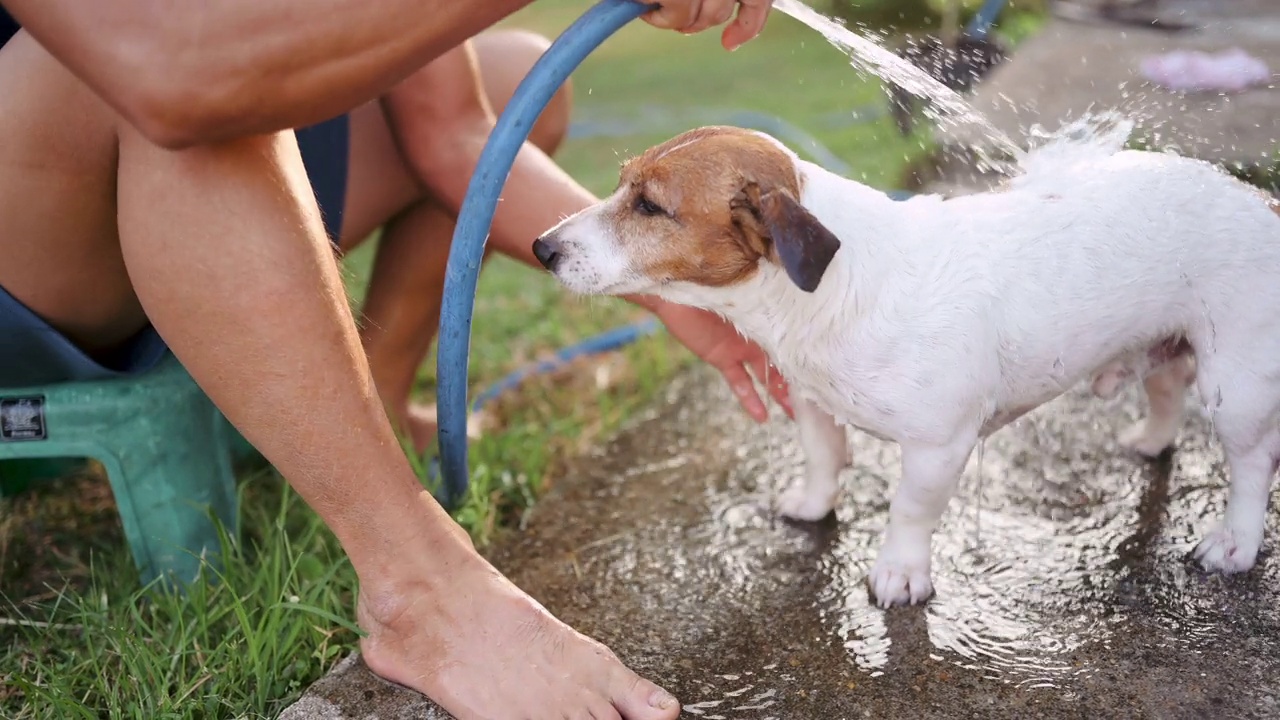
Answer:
[{"xmin": 759, "ymin": 190, "xmax": 842, "ymax": 292}]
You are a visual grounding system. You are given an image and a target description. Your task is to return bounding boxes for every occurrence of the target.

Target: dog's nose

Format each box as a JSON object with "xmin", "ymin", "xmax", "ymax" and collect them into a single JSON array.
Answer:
[{"xmin": 532, "ymin": 236, "xmax": 562, "ymax": 271}]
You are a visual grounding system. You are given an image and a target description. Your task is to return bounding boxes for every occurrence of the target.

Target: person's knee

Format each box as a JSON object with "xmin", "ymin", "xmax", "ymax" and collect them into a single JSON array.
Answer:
[
  {"xmin": 472, "ymin": 29, "xmax": 572, "ymax": 155},
  {"xmin": 378, "ymin": 29, "xmax": 572, "ymax": 198}
]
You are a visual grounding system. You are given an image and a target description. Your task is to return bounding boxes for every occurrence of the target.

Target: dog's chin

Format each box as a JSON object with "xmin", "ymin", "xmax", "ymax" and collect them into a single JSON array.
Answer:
[{"xmin": 551, "ymin": 267, "xmax": 653, "ymax": 298}]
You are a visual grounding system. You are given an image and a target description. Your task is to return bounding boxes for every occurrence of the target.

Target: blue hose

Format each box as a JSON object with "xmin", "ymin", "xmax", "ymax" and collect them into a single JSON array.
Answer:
[
  {"xmin": 436, "ymin": 0, "xmax": 654, "ymax": 509},
  {"xmin": 469, "ymin": 319, "xmax": 660, "ymax": 414}
]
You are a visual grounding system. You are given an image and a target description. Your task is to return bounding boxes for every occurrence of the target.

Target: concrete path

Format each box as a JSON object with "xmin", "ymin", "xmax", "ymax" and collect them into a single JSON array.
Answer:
[
  {"xmin": 282, "ymin": 368, "xmax": 1280, "ymax": 719},
  {"xmin": 927, "ymin": 0, "xmax": 1279, "ymax": 194}
]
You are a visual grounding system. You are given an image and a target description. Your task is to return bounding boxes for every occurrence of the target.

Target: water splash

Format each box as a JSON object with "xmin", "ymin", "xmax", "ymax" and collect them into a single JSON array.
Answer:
[
  {"xmin": 772, "ymin": 0, "xmax": 1024, "ymax": 169},
  {"xmin": 1008, "ymin": 111, "xmax": 1145, "ymax": 192},
  {"xmin": 1025, "ymin": 111, "xmax": 1136, "ymax": 156}
]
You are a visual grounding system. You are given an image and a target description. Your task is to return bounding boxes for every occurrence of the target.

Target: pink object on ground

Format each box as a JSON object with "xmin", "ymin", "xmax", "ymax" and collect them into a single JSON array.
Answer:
[{"xmin": 1139, "ymin": 48, "xmax": 1272, "ymax": 92}]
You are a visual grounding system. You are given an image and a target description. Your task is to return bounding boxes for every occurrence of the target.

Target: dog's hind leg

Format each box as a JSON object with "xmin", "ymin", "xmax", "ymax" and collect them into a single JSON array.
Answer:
[
  {"xmin": 1119, "ymin": 353, "xmax": 1197, "ymax": 457},
  {"xmin": 777, "ymin": 396, "xmax": 849, "ymax": 522},
  {"xmin": 1192, "ymin": 357, "xmax": 1280, "ymax": 574}
]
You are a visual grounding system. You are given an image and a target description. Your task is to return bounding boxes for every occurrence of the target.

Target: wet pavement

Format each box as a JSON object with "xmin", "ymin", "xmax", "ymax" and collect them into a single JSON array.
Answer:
[{"xmin": 283, "ymin": 368, "xmax": 1280, "ymax": 719}]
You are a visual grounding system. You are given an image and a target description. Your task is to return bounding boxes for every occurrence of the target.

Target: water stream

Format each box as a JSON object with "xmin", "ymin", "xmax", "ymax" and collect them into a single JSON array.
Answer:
[{"xmin": 772, "ymin": 0, "xmax": 1026, "ymax": 170}]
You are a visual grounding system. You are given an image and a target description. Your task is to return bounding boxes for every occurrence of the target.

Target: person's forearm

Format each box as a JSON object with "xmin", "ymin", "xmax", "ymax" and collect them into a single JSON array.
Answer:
[{"xmin": 5, "ymin": 0, "xmax": 534, "ymax": 149}]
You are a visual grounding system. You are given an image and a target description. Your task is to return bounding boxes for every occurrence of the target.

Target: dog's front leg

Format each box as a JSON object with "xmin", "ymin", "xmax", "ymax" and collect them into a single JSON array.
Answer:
[
  {"xmin": 869, "ymin": 437, "xmax": 976, "ymax": 607},
  {"xmin": 777, "ymin": 396, "xmax": 849, "ymax": 521}
]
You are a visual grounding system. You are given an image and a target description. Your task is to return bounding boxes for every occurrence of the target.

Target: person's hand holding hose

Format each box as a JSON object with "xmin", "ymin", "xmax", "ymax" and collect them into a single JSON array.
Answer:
[{"xmin": 641, "ymin": 0, "xmax": 776, "ymax": 50}]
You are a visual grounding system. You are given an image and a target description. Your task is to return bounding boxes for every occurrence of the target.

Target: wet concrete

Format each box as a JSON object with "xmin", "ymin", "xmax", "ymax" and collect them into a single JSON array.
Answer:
[
  {"xmin": 924, "ymin": 0, "xmax": 1280, "ymax": 196},
  {"xmin": 283, "ymin": 367, "xmax": 1280, "ymax": 719}
]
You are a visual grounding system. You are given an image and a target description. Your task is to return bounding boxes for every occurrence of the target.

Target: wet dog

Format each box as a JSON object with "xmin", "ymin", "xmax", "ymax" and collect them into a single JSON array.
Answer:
[{"xmin": 532, "ymin": 124, "xmax": 1280, "ymax": 608}]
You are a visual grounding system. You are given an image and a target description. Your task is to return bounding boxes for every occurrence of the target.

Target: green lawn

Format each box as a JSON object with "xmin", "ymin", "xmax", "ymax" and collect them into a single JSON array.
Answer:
[{"xmin": 1, "ymin": 2, "xmax": 1022, "ymax": 716}]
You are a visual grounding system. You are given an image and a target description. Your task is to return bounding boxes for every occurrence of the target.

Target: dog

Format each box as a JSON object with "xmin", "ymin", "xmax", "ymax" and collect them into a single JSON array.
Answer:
[{"xmin": 531, "ymin": 124, "xmax": 1280, "ymax": 608}]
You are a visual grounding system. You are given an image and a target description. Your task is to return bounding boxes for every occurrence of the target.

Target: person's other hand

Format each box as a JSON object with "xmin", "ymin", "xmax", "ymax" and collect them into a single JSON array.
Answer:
[
  {"xmin": 641, "ymin": 0, "xmax": 775, "ymax": 51},
  {"xmin": 654, "ymin": 301, "xmax": 793, "ymax": 422}
]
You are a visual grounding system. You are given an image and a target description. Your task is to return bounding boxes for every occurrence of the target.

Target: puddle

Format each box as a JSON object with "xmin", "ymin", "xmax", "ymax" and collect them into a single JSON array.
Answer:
[{"xmin": 489, "ymin": 368, "xmax": 1280, "ymax": 718}]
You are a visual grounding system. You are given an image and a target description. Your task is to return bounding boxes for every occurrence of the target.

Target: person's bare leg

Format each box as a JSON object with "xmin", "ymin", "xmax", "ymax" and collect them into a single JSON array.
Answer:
[
  {"xmin": 340, "ymin": 30, "xmax": 571, "ymax": 451},
  {"xmin": 0, "ymin": 32, "xmax": 677, "ymax": 720},
  {"xmin": 335, "ymin": 102, "xmax": 447, "ymax": 450}
]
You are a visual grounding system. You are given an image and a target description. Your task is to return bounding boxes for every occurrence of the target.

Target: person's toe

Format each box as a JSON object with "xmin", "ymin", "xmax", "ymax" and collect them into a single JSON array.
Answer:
[
  {"xmin": 609, "ymin": 668, "xmax": 679, "ymax": 720},
  {"xmin": 588, "ymin": 700, "xmax": 623, "ymax": 720}
]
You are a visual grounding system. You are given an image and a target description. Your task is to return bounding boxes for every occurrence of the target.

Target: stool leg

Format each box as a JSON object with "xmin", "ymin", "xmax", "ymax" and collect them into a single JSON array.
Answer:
[{"xmin": 101, "ymin": 400, "xmax": 238, "ymax": 587}]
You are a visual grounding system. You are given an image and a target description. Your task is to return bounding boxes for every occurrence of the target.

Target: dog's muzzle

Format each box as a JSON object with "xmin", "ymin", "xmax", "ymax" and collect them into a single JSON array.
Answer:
[{"xmin": 532, "ymin": 236, "xmax": 562, "ymax": 271}]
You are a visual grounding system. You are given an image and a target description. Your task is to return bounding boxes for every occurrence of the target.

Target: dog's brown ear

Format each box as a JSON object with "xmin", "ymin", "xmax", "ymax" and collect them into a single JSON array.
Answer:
[
  {"xmin": 731, "ymin": 183, "xmax": 842, "ymax": 292},
  {"xmin": 745, "ymin": 185, "xmax": 841, "ymax": 293}
]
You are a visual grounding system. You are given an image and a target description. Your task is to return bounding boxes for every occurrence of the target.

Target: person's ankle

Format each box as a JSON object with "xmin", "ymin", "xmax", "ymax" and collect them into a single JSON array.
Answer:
[
  {"xmin": 357, "ymin": 536, "xmax": 485, "ymax": 629},
  {"xmin": 344, "ymin": 488, "xmax": 478, "ymax": 583},
  {"xmin": 353, "ymin": 536, "xmax": 522, "ymax": 687}
]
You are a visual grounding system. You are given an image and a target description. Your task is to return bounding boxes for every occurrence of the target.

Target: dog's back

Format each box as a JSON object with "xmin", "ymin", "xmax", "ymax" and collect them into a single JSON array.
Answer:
[{"xmin": 908, "ymin": 148, "xmax": 1280, "ymax": 409}]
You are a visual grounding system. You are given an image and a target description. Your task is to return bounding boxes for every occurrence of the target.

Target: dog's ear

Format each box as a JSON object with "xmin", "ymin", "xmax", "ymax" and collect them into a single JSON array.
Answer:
[{"xmin": 731, "ymin": 182, "xmax": 841, "ymax": 292}]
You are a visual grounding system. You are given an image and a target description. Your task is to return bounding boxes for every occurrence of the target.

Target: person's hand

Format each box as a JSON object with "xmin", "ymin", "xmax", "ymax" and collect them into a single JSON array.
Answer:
[
  {"xmin": 654, "ymin": 300, "xmax": 793, "ymax": 422},
  {"xmin": 641, "ymin": 0, "xmax": 775, "ymax": 51}
]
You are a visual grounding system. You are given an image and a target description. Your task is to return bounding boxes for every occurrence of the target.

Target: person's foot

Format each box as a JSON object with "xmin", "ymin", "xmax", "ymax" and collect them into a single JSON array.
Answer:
[
  {"xmin": 357, "ymin": 545, "xmax": 680, "ymax": 720},
  {"xmin": 399, "ymin": 401, "xmax": 486, "ymax": 454}
]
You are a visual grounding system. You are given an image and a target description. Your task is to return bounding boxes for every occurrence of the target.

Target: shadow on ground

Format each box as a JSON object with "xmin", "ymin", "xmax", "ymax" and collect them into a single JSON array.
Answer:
[{"xmin": 285, "ymin": 366, "xmax": 1280, "ymax": 719}]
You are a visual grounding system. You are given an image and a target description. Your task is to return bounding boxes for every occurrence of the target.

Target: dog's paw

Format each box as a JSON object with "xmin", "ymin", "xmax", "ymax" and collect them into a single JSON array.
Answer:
[
  {"xmin": 1194, "ymin": 525, "xmax": 1260, "ymax": 574},
  {"xmin": 1118, "ymin": 421, "xmax": 1176, "ymax": 458},
  {"xmin": 776, "ymin": 482, "xmax": 838, "ymax": 522},
  {"xmin": 867, "ymin": 553, "xmax": 934, "ymax": 608}
]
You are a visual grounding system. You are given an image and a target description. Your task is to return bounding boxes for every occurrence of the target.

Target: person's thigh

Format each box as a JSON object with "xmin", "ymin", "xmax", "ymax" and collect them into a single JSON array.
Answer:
[
  {"xmin": 337, "ymin": 101, "xmax": 422, "ymax": 251},
  {"xmin": 0, "ymin": 31, "xmax": 144, "ymax": 357},
  {"xmin": 337, "ymin": 29, "xmax": 570, "ymax": 252}
]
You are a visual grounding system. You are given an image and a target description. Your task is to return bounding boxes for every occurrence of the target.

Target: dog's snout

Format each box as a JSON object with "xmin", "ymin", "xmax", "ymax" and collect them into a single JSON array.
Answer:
[{"xmin": 532, "ymin": 236, "xmax": 562, "ymax": 271}]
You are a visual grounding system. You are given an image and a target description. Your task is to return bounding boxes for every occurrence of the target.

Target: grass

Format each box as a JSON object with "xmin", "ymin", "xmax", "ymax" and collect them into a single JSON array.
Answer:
[{"xmin": 1, "ymin": 1, "xmax": 1036, "ymax": 716}]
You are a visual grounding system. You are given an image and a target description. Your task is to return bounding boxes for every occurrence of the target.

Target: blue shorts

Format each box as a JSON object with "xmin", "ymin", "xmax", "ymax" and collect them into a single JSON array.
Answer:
[{"xmin": 0, "ymin": 7, "xmax": 351, "ymax": 387}]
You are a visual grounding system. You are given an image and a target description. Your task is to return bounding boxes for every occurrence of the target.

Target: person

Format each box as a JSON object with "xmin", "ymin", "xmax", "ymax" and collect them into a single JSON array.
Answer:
[{"xmin": 0, "ymin": 1, "xmax": 781, "ymax": 718}]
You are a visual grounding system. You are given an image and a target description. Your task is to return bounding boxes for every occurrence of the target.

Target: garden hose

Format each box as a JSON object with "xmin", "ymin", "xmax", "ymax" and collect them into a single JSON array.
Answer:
[{"xmin": 436, "ymin": 0, "xmax": 655, "ymax": 509}]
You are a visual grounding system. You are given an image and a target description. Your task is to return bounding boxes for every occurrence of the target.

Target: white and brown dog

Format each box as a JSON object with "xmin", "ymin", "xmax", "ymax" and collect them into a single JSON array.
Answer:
[{"xmin": 532, "ymin": 124, "xmax": 1280, "ymax": 608}]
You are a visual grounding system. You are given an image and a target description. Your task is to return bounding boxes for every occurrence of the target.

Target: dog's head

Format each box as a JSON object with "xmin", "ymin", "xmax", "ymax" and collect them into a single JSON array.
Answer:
[{"xmin": 533, "ymin": 126, "xmax": 842, "ymax": 298}]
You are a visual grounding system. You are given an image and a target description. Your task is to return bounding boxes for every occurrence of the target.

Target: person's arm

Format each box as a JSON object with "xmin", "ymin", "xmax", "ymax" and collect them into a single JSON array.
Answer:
[
  {"xmin": 5, "ymin": 0, "xmax": 774, "ymax": 151},
  {"xmin": 4, "ymin": 0, "xmax": 535, "ymax": 149}
]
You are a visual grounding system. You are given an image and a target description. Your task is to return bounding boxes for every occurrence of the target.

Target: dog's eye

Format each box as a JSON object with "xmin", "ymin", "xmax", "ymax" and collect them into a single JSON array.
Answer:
[{"xmin": 634, "ymin": 195, "xmax": 665, "ymax": 217}]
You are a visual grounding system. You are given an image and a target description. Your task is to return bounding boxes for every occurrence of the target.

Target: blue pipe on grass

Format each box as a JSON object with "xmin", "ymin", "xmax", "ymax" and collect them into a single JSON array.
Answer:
[
  {"xmin": 469, "ymin": 319, "xmax": 661, "ymax": 413},
  {"xmin": 436, "ymin": 0, "xmax": 655, "ymax": 509}
]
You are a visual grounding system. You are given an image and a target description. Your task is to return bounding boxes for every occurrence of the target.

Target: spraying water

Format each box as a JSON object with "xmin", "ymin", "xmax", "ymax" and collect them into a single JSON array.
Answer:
[
  {"xmin": 772, "ymin": 0, "xmax": 1156, "ymax": 182},
  {"xmin": 773, "ymin": 0, "xmax": 1025, "ymax": 170}
]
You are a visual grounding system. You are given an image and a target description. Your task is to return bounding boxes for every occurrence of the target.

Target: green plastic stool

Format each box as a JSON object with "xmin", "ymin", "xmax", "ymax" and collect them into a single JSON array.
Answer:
[{"xmin": 0, "ymin": 353, "xmax": 238, "ymax": 586}]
